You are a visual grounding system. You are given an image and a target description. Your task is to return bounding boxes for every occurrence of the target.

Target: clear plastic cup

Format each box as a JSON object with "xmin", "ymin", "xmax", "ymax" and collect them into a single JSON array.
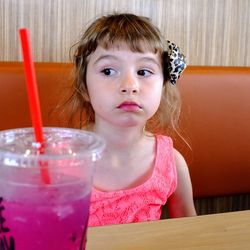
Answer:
[{"xmin": 0, "ymin": 127, "xmax": 105, "ymax": 250}]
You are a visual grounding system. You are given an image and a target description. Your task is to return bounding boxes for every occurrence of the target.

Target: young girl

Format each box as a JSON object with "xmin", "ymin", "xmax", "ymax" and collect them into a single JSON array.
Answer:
[{"xmin": 66, "ymin": 13, "xmax": 196, "ymax": 226}]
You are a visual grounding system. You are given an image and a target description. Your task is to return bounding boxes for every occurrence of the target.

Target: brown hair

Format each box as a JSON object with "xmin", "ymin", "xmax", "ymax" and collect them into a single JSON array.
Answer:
[{"xmin": 64, "ymin": 13, "xmax": 181, "ymax": 137}]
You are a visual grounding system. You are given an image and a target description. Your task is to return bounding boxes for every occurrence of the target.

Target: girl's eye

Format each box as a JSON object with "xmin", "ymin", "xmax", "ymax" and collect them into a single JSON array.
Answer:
[
  {"xmin": 101, "ymin": 68, "xmax": 116, "ymax": 76},
  {"xmin": 137, "ymin": 69, "xmax": 153, "ymax": 77}
]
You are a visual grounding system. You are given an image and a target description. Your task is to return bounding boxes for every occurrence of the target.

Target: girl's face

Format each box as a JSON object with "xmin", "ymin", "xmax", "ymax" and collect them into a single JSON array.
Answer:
[{"xmin": 86, "ymin": 43, "xmax": 164, "ymax": 129}]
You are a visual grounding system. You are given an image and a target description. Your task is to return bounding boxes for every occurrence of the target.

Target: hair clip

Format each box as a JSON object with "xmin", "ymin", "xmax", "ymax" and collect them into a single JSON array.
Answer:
[{"xmin": 166, "ymin": 40, "xmax": 187, "ymax": 85}]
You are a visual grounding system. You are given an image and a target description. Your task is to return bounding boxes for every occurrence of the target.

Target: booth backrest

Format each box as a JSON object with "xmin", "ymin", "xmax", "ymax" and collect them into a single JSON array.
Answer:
[
  {"xmin": 177, "ymin": 66, "xmax": 250, "ymax": 198},
  {"xmin": 0, "ymin": 62, "xmax": 249, "ymax": 199}
]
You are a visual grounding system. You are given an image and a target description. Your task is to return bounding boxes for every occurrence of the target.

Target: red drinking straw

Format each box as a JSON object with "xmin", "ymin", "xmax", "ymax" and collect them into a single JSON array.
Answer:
[{"xmin": 19, "ymin": 28, "xmax": 51, "ymax": 184}]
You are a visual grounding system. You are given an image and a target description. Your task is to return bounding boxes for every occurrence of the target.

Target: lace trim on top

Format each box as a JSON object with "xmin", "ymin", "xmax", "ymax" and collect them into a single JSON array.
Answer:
[{"xmin": 88, "ymin": 134, "xmax": 177, "ymax": 226}]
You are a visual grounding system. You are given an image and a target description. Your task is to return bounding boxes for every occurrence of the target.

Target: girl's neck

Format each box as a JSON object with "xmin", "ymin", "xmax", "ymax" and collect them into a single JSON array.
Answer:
[
  {"xmin": 90, "ymin": 122, "xmax": 150, "ymax": 151},
  {"xmin": 90, "ymin": 122, "xmax": 156, "ymax": 191}
]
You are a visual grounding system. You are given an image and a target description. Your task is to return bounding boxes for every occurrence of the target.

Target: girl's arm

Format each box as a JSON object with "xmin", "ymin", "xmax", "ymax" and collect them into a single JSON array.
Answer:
[{"xmin": 167, "ymin": 149, "xmax": 197, "ymax": 218}]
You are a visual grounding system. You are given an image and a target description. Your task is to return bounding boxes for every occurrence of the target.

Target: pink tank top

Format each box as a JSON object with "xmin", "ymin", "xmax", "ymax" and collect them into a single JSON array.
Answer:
[{"xmin": 88, "ymin": 134, "xmax": 177, "ymax": 227}]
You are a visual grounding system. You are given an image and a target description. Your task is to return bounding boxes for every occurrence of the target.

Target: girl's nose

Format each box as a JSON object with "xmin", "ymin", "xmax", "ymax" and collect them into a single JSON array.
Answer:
[{"xmin": 120, "ymin": 73, "xmax": 139, "ymax": 94}]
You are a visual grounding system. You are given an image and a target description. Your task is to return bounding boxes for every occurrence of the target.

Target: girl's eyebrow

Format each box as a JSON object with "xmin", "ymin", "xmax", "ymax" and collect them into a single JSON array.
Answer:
[
  {"xmin": 138, "ymin": 57, "xmax": 161, "ymax": 68},
  {"xmin": 93, "ymin": 54, "xmax": 161, "ymax": 68},
  {"xmin": 93, "ymin": 55, "xmax": 118, "ymax": 65}
]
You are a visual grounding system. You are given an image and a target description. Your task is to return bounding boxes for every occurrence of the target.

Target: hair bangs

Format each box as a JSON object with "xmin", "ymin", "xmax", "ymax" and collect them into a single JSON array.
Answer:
[{"xmin": 95, "ymin": 15, "xmax": 164, "ymax": 54}]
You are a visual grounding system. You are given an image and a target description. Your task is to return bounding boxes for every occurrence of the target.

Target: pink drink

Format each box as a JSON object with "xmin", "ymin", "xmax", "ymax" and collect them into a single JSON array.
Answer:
[
  {"xmin": 1, "ymin": 185, "xmax": 90, "ymax": 250},
  {"xmin": 0, "ymin": 128, "xmax": 105, "ymax": 250}
]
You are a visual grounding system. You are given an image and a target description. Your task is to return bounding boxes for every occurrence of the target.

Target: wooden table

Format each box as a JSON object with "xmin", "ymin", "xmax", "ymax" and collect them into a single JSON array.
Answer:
[{"xmin": 86, "ymin": 210, "xmax": 250, "ymax": 250}]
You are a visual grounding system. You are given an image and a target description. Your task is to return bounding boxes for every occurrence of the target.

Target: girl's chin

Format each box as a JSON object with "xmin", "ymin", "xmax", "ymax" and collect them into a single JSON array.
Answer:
[
  {"xmin": 96, "ymin": 115, "xmax": 148, "ymax": 129},
  {"xmin": 114, "ymin": 119, "xmax": 145, "ymax": 128}
]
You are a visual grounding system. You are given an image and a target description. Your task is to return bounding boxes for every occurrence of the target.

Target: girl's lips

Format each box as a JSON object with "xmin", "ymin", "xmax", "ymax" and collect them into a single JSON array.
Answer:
[{"xmin": 117, "ymin": 101, "xmax": 142, "ymax": 111}]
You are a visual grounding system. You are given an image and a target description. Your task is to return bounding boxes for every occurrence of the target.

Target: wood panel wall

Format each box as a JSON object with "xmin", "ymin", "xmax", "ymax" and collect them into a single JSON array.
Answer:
[{"xmin": 0, "ymin": 0, "xmax": 249, "ymax": 66}]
